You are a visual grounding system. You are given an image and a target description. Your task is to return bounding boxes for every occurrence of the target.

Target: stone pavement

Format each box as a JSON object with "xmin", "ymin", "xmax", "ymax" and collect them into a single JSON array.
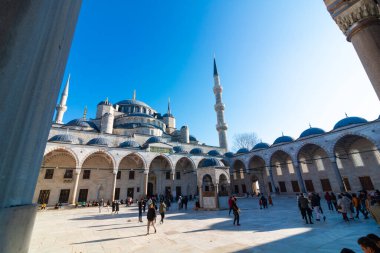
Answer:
[{"xmin": 29, "ymin": 196, "xmax": 379, "ymax": 253}]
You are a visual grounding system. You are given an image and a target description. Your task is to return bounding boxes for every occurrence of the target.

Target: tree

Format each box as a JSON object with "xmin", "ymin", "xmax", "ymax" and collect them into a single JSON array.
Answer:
[{"xmin": 232, "ymin": 132, "xmax": 259, "ymax": 152}]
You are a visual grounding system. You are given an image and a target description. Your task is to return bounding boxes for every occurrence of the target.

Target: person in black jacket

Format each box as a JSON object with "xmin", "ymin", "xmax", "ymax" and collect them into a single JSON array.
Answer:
[
  {"xmin": 232, "ymin": 197, "xmax": 241, "ymax": 226},
  {"xmin": 146, "ymin": 204, "xmax": 157, "ymax": 235}
]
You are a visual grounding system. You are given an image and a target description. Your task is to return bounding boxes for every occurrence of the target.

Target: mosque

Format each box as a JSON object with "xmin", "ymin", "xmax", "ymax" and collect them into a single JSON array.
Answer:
[{"xmin": 33, "ymin": 59, "xmax": 380, "ymax": 206}]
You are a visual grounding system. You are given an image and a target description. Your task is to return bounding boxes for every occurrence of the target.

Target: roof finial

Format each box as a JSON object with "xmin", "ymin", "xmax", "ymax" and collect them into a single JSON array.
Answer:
[
  {"xmin": 282, "ymin": 131, "xmax": 284, "ymax": 136},
  {"xmin": 309, "ymin": 123, "xmax": 312, "ymax": 128},
  {"xmin": 105, "ymin": 97, "xmax": 109, "ymax": 104},
  {"xmin": 167, "ymin": 97, "xmax": 171, "ymax": 114},
  {"xmin": 133, "ymin": 90, "xmax": 136, "ymax": 100},
  {"xmin": 213, "ymin": 56, "xmax": 219, "ymax": 77},
  {"xmin": 345, "ymin": 112, "xmax": 348, "ymax": 118},
  {"xmin": 83, "ymin": 106, "xmax": 87, "ymax": 120}
]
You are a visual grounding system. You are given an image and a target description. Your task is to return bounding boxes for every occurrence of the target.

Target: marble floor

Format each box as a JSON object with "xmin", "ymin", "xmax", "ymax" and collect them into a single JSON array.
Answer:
[{"xmin": 29, "ymin": 196, "xmax": 379, "ymax": 253}]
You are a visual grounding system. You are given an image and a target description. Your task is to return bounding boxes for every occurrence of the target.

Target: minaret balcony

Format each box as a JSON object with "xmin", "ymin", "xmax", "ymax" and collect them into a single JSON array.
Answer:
[
  {"xmin": 214, "ymin": 103, "xmax": 225, "ymax": 111},
  {"xmin": 216, "ymin": 123, "xmax": 228, "ymax": 131}
]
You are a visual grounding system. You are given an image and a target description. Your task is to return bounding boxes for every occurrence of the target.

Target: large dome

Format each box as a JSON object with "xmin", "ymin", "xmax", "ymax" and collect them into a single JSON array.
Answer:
[
  {"xmin": 145, "ymin": 136, "xmax": 165, "ymax": 144},
  {"xmin": 236, "ymin": 148, "xmax": 249, "ymax": 154},
  {"xmin": 299, "ymin": 127, "xmax": 325, "ymax": 138},
  {"xmin": 119, "ymin": 140, "xmax": 140, "ymax": 149},
  {"xmin": 65, "ymin": 118, "xmax": 99, "ymax": 131},
  {"xmin": 252, "ymin": 142, "xmax": 270, "ymax": 151},
  {"xmin": 190, "ymin": 147, "xmax": 203, "ymax": 155},
  {"xmin": 208, "ymin": 150, "xmax": 221, "ymax": 156},
  {"xmin": 115, "ymin": 99, "xmax": 152, "ymax": 109},
  {"xmin": 224, "ymin": 152, "xmax": 234, "ymax": 158},
  {"xmin": 273, "ymin": 136, "xmax": 294, "ymax": 145},
  {"xmin": 199, "ymin": 158, "xmax": 220, "ymax": 168},
  {"xmin": 87, "ymin": 137, "xmax": 110, "ymax": 146},
  {"xmin": 49, "ymin": 134, "xmax": 78, "ymax": 144},
  {"xmin": 333, "ymin": 116, "xmax": 367, "ymax": 130},
  {"xmin": 189, "ymin": 135, "xmax": 197, "ymax": 142}
]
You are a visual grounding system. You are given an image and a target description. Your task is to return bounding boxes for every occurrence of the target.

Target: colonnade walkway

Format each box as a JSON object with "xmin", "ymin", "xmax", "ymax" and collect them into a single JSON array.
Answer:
[{"xmin": 29, "ymin": 196, "xmax": 378, "ymax": 253}]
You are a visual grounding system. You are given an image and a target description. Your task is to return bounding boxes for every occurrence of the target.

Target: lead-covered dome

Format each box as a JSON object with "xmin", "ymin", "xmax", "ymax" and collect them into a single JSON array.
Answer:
[
  {"xmin": 224, "ymin": 152, "xmax": 234, "ymax": 158},
  {"xmin": 119, "ymin": 140, "xmax": 140, "ymax": 149},
  {"xmin": 49, "ymin": 134, "xmax": 78, "ymax": 144},
  {"xmin": 190, "ymin": 147, "xmax": 203, "ymax": 155},
  {"xmin": 145, "ymin": 136, "xmax": 165, "ymax": 144},
  {"xmin": 198, "ymin": 158, "xmax": 220, "ymax": 168},
  {"xmin": 189, "ymin": 135, "xmax": 197, "ymax": 142},
  {"xmin": 333, "ymin": 116, "xmax": 367, "ymax": 130},
  {"xmin": 252, "ymin": 142, "xmax": 270, "ymax": 151},
  {"xmin": 208, "ymin": 150, "xmax": 221, "ymax": 156},
  {"xmin": 236, "ymin": 148, "xmax": 249, "ymax": 154},
  {"xmin": 87, "ymin": 137, "xmax": 110, "ymax": 146},
  {"xmin": 173, "ymin": 146, "xmax": 187, "ymax": 153},
  {"xmin": 65, "ymin": 118, "xmax": 98, "ymax": 131},
  {"xmin": 273, "ymin": 136, "xmax": 294, "ymax": 145},
  {"xmin": 115, "ymin": 99, "xmax": 151, "ymax": 108},
  {"xmin": 299, "ymin": 127, "xmax": 325, "ymax": 138}
]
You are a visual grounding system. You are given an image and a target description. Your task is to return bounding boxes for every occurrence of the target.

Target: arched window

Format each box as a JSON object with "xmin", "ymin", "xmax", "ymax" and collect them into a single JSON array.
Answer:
[
  {"xmin": 299, "ymin": 158, "xmax": 309, "ymax": 173},
  {"xmin": 314, "ymin": 155, "xmax": 325, "ymax": 171},
  {"xmin": 275, "ymin": 162, "xmax": 282, "ymax": 176},
  {"xmin": 202, "ymin": 174, "xmax": 214, "ymax": 192},
  {"xmin": 287, "ymin": 161, "xmax": 294, "ymax": 174},
  {"xmin": 351, "ymin": 149, "xmax": 364, "ymax": 167}
]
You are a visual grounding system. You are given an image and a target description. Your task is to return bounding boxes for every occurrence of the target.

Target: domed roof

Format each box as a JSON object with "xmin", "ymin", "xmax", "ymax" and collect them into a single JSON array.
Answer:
[
  {"xmin": 145, "ymin": 136, "xmax": 164, "ymax": 144},
  {"xmin": 127, "ymin": 113, "xmax": 153, "ymax": 118},
  {"xmin": 252, "ymin": 142, "xmax": 270, "ymax": 151},
  {"xmin": 49, "ymin": 134, "xmax": 77, "ymax": 144},
  {"xmin": 115, "ymin": 99, "xmax": 151, "ymax": 109},
  {"xmin": 65, "ymin": 118, "xmax": 98, "ymax": 130},
  {"xmin": 273, "ymin": 135, "xmax": 294, "ymax": 145},
  {"xmin": 97, "ymin": 99, "xmax": 112, "ymax": 106},
  {"xmin": 190, "ymin": 147, "xmax": 203, "ymax": 155},
  {"xmin": 189, "ymin": 135, "xmax": 197, "ymax": 142},
  {"xmin": 173, "ymin": 146, "xmax": 187, "ymax": 153},
  {"xmin": 119, "ymin": 140, "xmax": 140, "ymax": 149},
  {"xmin": 87, "ymin": 137, "xmax": 110, "ymax": 146},
  {"xmin": 208, "ymin": 150, "xmax": 221, "ymax": 156},
  {"xmin": 333, "ymin": 116, "xmax": 368, "ymax": 130},
  {"xmin": 299, "ymin": 127, "xmax": 325, "ymax": 138},
  {"xmin": 224, "ymin": 152, "xmax": 234, "ymax": 158},
  {"xmin": 236, "ymin": 148, "xmax": 249, "ymax": 154},
  {"xmin": 199, "ymin": 158, "xmax": 220, "ymax": 168},
  {"xmin": 163, "ymin": 113, "xmax": 174, "ymax": 117}
]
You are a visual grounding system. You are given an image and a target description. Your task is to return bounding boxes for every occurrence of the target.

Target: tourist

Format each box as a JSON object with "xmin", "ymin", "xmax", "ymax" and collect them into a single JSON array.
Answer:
[
  {"xmin": 99, "ymin": 198, "xmax": 104, "ymax": 213},
  {"xmin": 138, "ymin": 199, "xmax": 143, "ymax": 222},
  {"xmin": 352, "ymin": 193, "xmax": 368, "ymax": 219},
  {"xmin": 268, "ymin": 195, "xmax": 273, "ymax": 206},
  {"xmin": 337, "ymin": 194, "xmax": 350, "ymax": 222},
  {"xmin": 299, "ymin": 194, "xmax": 313, "ymax": 224},
  {"xmin": 159, "ymin": 200, "xmax": 166, "ymax": 224},
  {"xmin": 111, "ymin": 200, "xmax": 116, "ymax": 214},
  {"xmin": 260, "ymin": 195, "xmax": 268, "ymax": 209},
  {"xmin": 115, "ymin": 200, "xmax": 119, "ymax": 214},
  {"xmin": 310, "ymin": 193, "xmax": 326, "ymax": 222},
  {"xmin": 232, "ymin": 197, "xmax": 240, "ymax": 226},
  {"xmin": 331, "ymin": 192, "xmax": 338, "ymax": 211},
  {"xmin": 367, "ymin": 234, "xmax": 380, "ymax": 248},
  {"xmin": 146, "ymin": 204, "xmax": 157, "ymax": 235},
  {"xmin": 142, "ymin": 198, "xmax": 146, "ymax": 213},
  {"xmin": 106, "ymin": 200, "xmax": 110, "ymax": 212},
  {"xmin": 184, "ymin": 196, "xmax": 188, "ymax": 210},
  {"xmin": 325, "ymin": 192, "xmax": 333, "ymax": 211},
  {"xmin": 357, "ymin": 236, "xmax": 380, "ymax": 253},
  {"xmin": 228, "ymin": 196, "xmax": 233, "ymax": 215}
]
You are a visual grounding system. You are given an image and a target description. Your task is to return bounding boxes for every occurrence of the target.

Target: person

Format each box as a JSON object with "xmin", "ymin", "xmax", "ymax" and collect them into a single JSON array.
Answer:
[
  {"xmin": 367, "ymin": 234, "xmax": 380, "ymax": 248},
  {"xmin": 337, "ymin": 194, "xmax": 350, "ymax": 222},
  {"xmin": 183, "ymin": 196, "xmax": 188, "ymax": 210},
  {"xmin": 299, "ymin": 194, "xmax": 313, "ymax": 224},
  {"xmin": 106, "ymin": 200, "xmax": 110, "ymax": 212},
  {"xmin": 310, "ymin": 193, "xmax": 326, "ymax": 222},
  {"xmin": 231, "ymin": 197, "xmax": 240, "ymax": 226},
  {"xmin": 99, "ymin": 198, "xmax": 104, "ymax": 213},
  {"xmin": 138, "ymin": 199, "xmax": 143, "ymax": 222},
  {"xmin": 268, "ymin": 195, "xmax": 273, "ymax": 206},
  {"xmin": 357, "ymin": 236, "xmax": 380, "ymax": 253},
  {"xmin": 111, "ymin": 200, "xmax": 116, "ymax": 214},
  {"xmin": 331, "ymin": 192, "xmax": 338, "ymax": 211},
  {"xmin": 352, "ymin": 193, "xmax": 368, "ymax": 219},
  {"xmin": 115, "ymin": 200, "xmax": 119, "ymax": 214},
  {"xmin": 159, "ymin": 200, "xmax": 166, "ymax": 224},
  {"xmin": 146, "ymin": 204, "xmax": 157, "ymax": 235},
  {"xmin": 340, "ymin": 248, "xmax": 355, "ymax": 253},
  {"xmin": 142, "ymin": 198, "xmax": 146, "ymax": 213},
  {"xmin": 228, "ymin": 196, "xmax": 233, "ymax": 215},
  {"xmin": 325, "ymin": 192, "xmax": 333, "ymax": 211}
]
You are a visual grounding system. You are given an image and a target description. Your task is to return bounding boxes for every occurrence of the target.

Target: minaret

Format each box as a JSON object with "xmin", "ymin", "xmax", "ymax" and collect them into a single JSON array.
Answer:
[
  {"xmin": 54, "ymin": 74, "xmax": 70, "ymax": 124},
  {"xmin": 213, "ymin": 58, "xmax": 228, "ymax": 150}
]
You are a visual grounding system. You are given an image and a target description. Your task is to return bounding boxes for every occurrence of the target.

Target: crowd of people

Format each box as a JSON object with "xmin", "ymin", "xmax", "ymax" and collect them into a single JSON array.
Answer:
[{"xmin": 341, "ymin": 234, "xmax": 380, "ymax": 253}]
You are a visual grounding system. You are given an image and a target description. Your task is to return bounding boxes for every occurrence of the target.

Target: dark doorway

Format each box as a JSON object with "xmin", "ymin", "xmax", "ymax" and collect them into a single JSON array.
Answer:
[
  {"xmin": 38, "ymin": 190, "xmax": 50, "ymax": 204},
  {"xmin": 127, "ymin": 187, "xmax": 134, "ymax": 199},
  {"xmin": 147, "ymin": 183, "xmax": 153, "ymax": 197},
  {"xmin": 78, "ymin": 189, "xmax": 88, "ymax": 202},
  {"xmin": 115, "ymin": 188, "xmax": 120, "ymax": 200},
  {"xmin": 59, "ymin": 189, "xmax": 70, "ymax": 203},
  {"xmin": 176, "ymin": 186, "xmax": 182, "ymax": 197}
]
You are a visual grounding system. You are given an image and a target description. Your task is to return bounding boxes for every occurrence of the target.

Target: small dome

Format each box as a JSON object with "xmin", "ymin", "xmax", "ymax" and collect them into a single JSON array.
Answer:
[
  {"xmin": 87, "ymin": 137, "xmax": 110, "ymax": 146},
  {"xmin": 208, "ymin": 150, "xmax": 221, "ymax": 156},
  {"xmin": 49, "ymin": 134, "xmax": 77, "ymax": 144},
  {"xmin": 333, "ymin": 116, "xmax": 367, "ymax": 130},
  {"xmin": 163, "ymin": 113, "xmax": 174, "ymax": 117},
  {"xmin": 65, "ymin": 118, "xmax": 98, "ymax": 130},
  {"xmin": 299, "ymin": 127, "xmax": 325, "ymax": 138},
  {"xmin": 171, "ymin": 130, "xmax": 181, "ymax": 136},
  {"xmin": 119, "ymin": 140, "xmax": 140, "ymax": 149},
  {"xmin": 224, "ymin": 152, "xmax": 234, "ymax": 158},
  {"xmin": 145, "ymin": 136, "xmax": 164, "ymax": 144},
  {"xmin": 273, "ymin": 136, "xmax": 294, "ymax": 145},
  {"xmin": 236, "ymin": 148, "xmax": 249, "ymax": 154},
  {"xmin": 252, "ymin": 142, "xmax": 270, "ymax": 151},
  {"xmin": 97, "ymin": 99, "xmax": 112, "ymax": 106},
  {"xmin": 190, "ymin": 147, "xmax": 203, "ymax": 155},
  {"xmin": 173, "ymin": 146, "xmax": 186, "ymax": 153},
  {"xmin": 199, "ymin": 158, "xmax": 220, "ymax": 168},
  {"xmin": 189, "ymin": 135, "xmax": 197, "ymax": 142}
]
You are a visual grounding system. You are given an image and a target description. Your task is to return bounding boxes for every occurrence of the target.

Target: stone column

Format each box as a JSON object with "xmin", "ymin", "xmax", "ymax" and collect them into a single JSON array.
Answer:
[
  {"xmin": 111, "ymin": 171, "xmax": 117, "ymax": 201},
  {"xmin": 171, "ymin": 172, "xmax": 175, "ymax": 197},
  {"xmin": 324, "ymin": 0, "xmax": 380, "ymax": 100},
  {"xmin": 294, "ymin": 163, "xmax": 307, "ymax": 193},
  {"xmin": 268, "ymin": 168, "xmax": 276, "ymax": 193},
  {"xmin": 215, "ymin": 183, "xmax": 219, "ymax": 208},
  {"xmin": 143, "ymin": 171, "xmax": 149, "ymax": 196},
  {"xmin": 0, "ymin": 2, "xmax": 82, "ymax": 253},
  {"xmin": 330, "ymin": 158, "xmax": 346, "ymax": 192},
  {"xmin": 71, "ymin": 169, "xmax": 81, "ymax": 205},
  {"xmin": 198, "ymin": 186, "xmax": 203, "ymax": 208}
]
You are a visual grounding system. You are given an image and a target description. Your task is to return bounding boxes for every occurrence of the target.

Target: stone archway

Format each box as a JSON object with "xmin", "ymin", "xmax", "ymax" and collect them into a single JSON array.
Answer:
[
  {"xmin": 270, "ymin": 150, "xmax": 294, "ymax": 194},
  {"xmin": 248, "ymin": 155, "xmax": 267, "ymax": 195},
  {"xmin": 149, "ymin": 155, "xmax": 172, "ymax": 197},
  {"xmin": 175, "ymin": 157, "xmax": 196, "ymax": 198},
  {"xmin": 232, "ymin": 160, "xmax": 246, "ymax": 196},
  {"xmin": 118, "ymin": 153, "xmax": 145, "ymax": 200}
]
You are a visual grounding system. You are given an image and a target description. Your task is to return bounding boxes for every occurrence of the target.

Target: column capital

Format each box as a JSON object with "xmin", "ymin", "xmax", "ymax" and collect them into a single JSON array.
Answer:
[{"xmin": 325, "ymin": 0, "xmax": 380, "ymax": 41}]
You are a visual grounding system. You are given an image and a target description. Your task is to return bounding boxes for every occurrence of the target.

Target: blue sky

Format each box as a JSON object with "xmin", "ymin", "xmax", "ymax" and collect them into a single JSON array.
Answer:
[{"xmin": 59, "ymin": 1, "xmax": 379, "ymax": 151}]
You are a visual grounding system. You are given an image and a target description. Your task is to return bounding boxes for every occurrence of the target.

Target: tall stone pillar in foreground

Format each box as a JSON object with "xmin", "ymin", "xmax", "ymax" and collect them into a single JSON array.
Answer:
[
  {"xmin": 0, "ymin": 1, "xmax": 82, "ymax": 252},
  {"xmin": 324, "ymin": 0, "xmax": 380, "ymax": 100}
]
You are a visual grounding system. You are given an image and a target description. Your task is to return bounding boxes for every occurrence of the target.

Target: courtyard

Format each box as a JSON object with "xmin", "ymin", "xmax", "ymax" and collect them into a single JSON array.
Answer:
[{"xmin": 29, "ymin": 196, "xmax": 378, "ymax": 253}]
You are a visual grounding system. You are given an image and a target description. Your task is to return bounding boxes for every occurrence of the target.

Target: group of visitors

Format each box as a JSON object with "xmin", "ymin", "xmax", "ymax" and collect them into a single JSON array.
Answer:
[
  {"xmin": 341, "ymin": 234, "xmax": 380, "ymax": 253},
  {"xmin": 297, "ymin": 192, "xmax": 326, "ymax": 224},
  {"xmin": 177, "ymin": 195, "xmax": 189, "ymax": 210},
  {"xmin": 258, "ymin": 194, "xmax": 273, "ymax": 209}
]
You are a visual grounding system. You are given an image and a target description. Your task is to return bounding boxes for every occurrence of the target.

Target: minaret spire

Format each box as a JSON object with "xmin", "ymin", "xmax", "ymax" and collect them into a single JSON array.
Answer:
[
  {"xmin": 54, "ymin": 74, "xmax": 70, "ymax": 124},
  {"xmin": 167, "ymin": 97, "xmax": 171, "ymax": 115},
  {"xmin": 213, "ymin": 57, "xmax": 228, "ymax": 150},
  {"xmin": 133, "ymin": 90, "xmax": 136, "ymax": 100},
  {"xmin": 83, "ymin": 106, "xmax": 87, "ymax": 120}
]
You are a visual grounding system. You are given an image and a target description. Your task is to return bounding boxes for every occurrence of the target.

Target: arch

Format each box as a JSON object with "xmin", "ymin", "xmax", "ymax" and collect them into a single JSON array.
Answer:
[
  {"xmin": 44, "ymin": 146, "xmax": 79, "ymax": 168},
  {"xmin": 82, "ymin": 151, "xmax": 114, "ymax": 170},
  {"xmin": 119, "ymin": 152, "xmax": 146, "ymax": 170},
  {"xmin": 218, "ymin": 174, "xmax": 229, "ymax": 196},
  {"xmin": 175, "ymin": 156, "xmax": 197, "ymax": 196},
  {"xmin": 42, "ymin": 148, "xmax": 77, "ymax": 169},
  {"xmin": 80, "ymin": 150, "xmax": 115, "ymax": 169},
  {"xmin": 202, "ymin": 174, "xmax": 214, "ymax": 192},
  {"xmin": 175, "ymin": 157, "xmax": 196, "ymax": 171},
  {"xmin": 269, "ymin": 150, "xmax": 295, "ymax": 193},
  {"xmin": 248, "ymin": 155, "xmax": 267, "ymax": 195},
  {"xmin": 149, "ymin": 154, "xmax": 173, "ymax": 171}
]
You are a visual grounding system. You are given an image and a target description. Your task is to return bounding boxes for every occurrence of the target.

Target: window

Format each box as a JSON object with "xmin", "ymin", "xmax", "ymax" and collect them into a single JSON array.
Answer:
[
  {"xmin": 137, "ymin": 187, "xmax": 140, "ymax": 192},
  {"xmin": 64, "ymin": 169, "xmax": 73, "ymax": 179},
  {"xmin": 291, "ymin": 181, "xmax": 300, "ymax": 192},
  {"xmin": 300, "ymin": 159, "xmax": 309, "ymax": 173},
  {"xmin": 117, "ymin": 171, "xmax": 121, "ymax": 179},
  {"xmin": 279, "ymin": 181, "xmax": 287, "ymax": 192},
  {"xmin": 336, "ymin": 157, "xmax": 343, "ymax": 169},
  {"xmin": 242, "ymin": 184, "xmax": 247, "ymax": 193},
  {"xmin": 114, "ymin": 188, "xmax": 120, "ymax": 200},
  {"xmin": 343, "ymin": 177, "xmax": 351, "ymax": 191},
  {"xmin": 78, "ymin": 189, "xmax": 88, "ymax": 202},
  {"xmin": 234, "ymin": 185, "xmax": 239, "ymax": 193},
  {"xmin": 129, "ymin": 171, "xmax": 135, "ymax": 180},
  {"xmin": 359, "ymin": 176, "xmax": 374, "ymax": 191},
  {"xmin": 83, "ymin": 170, "xmax": 91, "ymax": 179},
  {"xmin": 59, "ymin": 189, "xmax": 70, "ymax": 203},
  {"xmin": 268, "ymin": 182, "xmax": 273, "ymax": 192},
  {"xmin": 320, "ymin": 179, "xmax": 332, "ymax": 192},
  {"xmin": 275, "ymin": 162, "xmax": 282, "ymax": 176},
  {"xmin": 304, "ymin": 180, "xmax": 315, "ymax": 192},
  {"xmin": 315, "ymin": 156, "xmax": 325, "ymax": 171},
  {"xmin": 351, "ymin": 149, "xmax": 364, "ymax": 167},
  {"xmin": 38, "ymin": 190, "xmax": 50, "ymax": 204},
  {"xmin": 176, "ymin": 171, "xmax": 180, "ymax": 180},
  {"xmin": 288, "ymin": 163, "xmax": 295, "ymax": 174},
  {"xmin": 44, "ymin": 169, "xmax": 54, "ymax": 179},
  {"xmin": 166, "ymin": 171, "xmax": 171, "ymax": 180}
]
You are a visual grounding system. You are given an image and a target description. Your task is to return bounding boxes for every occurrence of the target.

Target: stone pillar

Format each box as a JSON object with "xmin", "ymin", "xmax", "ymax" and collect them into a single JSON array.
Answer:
[
  {"xmin": 111, "ymin": 171, "xmax": 117, "ymax": 201},
  {"xmin": 171, "ymin": 172, "xmax": 175, "ymax": 197},
  {"xmin": 330, "ymin": 158, "xmax": 346, "ymax": 192},
  {"xmin": 294, "ymin": 163, "xmax": 307, "ymax": 193},
  {"xmin": 215, "ymin": 183, "xmax": 219, "ymax": 208},
  {"xmin": 268, "ymin": 168, "xmax": 276, "ymax": 193},
  {"xmin": 198, "ymin": 186, "xmax": 203, "ymax": 208},
  {"xmin": 324, "ymin": 0, "xmax": 380, "ymax": 100},
  {"xmin": 0, "ymin": 2, "xmax": 82, "ymax": 253},
  {"xmin": 143, "ymin": 171, "xmax": 149, "ymax": 196},
  {"xmin": 71, "ymin": 169, "xmax": 81, "ymax": 205}
]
